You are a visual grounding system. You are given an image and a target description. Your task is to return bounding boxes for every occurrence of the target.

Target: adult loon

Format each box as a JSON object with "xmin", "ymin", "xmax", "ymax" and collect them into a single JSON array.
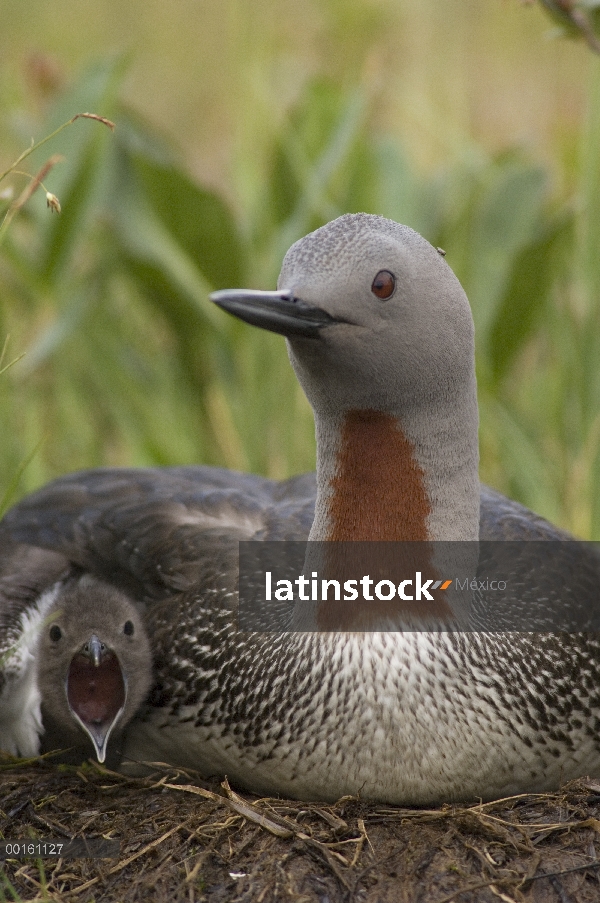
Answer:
[{"xmin": 1, "ymin": 214, "xmax": 599, "ymax": 803}]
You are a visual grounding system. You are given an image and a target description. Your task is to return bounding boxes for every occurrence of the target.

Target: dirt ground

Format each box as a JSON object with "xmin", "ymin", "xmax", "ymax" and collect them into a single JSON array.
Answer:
[{"xmin": 2, "ymin": 756, "xmax": 600, "ymax": 903}]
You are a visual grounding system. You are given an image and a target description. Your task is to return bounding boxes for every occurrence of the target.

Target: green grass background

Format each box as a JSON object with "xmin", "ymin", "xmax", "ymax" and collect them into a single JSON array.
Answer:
[{"xmin": 1, "ymin": 0, "xmax": 600, "ymax": 537}]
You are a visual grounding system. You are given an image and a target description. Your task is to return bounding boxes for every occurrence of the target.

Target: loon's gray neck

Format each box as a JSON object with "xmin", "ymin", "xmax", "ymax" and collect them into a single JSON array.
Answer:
[{"xmin": 305, "ymin": 378, "xmax": 480, "ymax": 543}]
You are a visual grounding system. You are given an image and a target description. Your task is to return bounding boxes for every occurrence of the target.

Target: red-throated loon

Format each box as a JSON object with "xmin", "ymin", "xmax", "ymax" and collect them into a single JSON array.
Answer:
[
  {"xmin": 0, "ymin": 543, "xmax": 151, "ymax": 766},
  {"xmin": 2, "ymin": 214, "xmax": 599, "ymax": 803}
]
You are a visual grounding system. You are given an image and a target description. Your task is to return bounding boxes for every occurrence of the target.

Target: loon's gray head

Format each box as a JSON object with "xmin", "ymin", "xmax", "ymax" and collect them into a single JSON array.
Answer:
[{"xmin": 275, "ymin": 213, "xmax": 474, "ymax": 416}]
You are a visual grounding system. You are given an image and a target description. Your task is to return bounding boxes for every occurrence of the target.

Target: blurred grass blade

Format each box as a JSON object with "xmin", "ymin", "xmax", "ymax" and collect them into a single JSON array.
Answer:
[
  {"xmin": 131, "ymin": 149, "xmax": 248, "ymax": 289},
  {"xmin": 347, "ymin": 138, "xmax": 425, "ymax": 232},
  {"xmin": 0, "ymin": 336, "xmax": 25, "ymax": 375},
  {"xmin": 537, "ymin": 0, "xmax": 600, "ymax": 53},
  {"xmin": 0, "ymin": 437, "xmax": 45, "ymax": 517},
  {"xmin": 19, "ymin": 282, "xmax": 97, "ymax": 374},
  {"xmin": 465, "ymin": 157, "xmax": 548, "ymax": 341},
  {"xmin": 112, "ymin": 148, "xmax": 223, "ymax": 332},
  {"xmin": 258, "ymin": 80, "xmax": 368, "ymax": 272},
  {"xmin": 38, "ymin": 134, "xmax": 107, "ymax": 283},
  {"xmin": 28, "ymin": 56, "xmax": 125, "ymax": 207},
  {"xmin": 278, "ymin": 85, "xmax": 367, "ymax": 249},
  {"xmin": 488, "ymin": 210, "xmax": 574, "ymax": 381},
  {"xmin": 578, "ymin": 60, "xmax": 600, "ymax": 305},
  {"xmin": 480, "ymin": 396, "xmax": 560, "ymax": 523},
  {"xmin": 115, "ymin": 196, "xmax": 223, "ymax": 332}
]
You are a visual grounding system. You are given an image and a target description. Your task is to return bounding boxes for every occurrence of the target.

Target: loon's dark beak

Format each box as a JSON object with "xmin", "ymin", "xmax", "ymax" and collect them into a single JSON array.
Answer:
[
  {"xmin": 211, "ymin": 289, "xmax": 337, "ymax": 338},
  {"xmin": 82, "ymin": 634, "xmax": 104, "ymax": 667}
]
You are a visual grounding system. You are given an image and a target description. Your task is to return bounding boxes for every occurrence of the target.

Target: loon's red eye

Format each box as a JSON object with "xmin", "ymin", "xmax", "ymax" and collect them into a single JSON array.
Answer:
[{"xmin": 371, "ymin": 270, "xmax": 396, "ymax": 300}]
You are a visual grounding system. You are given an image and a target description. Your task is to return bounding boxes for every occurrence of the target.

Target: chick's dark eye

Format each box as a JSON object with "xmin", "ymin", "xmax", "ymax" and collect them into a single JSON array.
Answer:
[
  {"xmin": 371, "ymin": 270, "xmax": 396, "ymax": 300},
  {"xmin": 123, "ymin": 620, "xmax": 134, "ymax": 636},
  {"xmin": 49, "ymin": 625, "xmax": 62, "ymax": 642}
]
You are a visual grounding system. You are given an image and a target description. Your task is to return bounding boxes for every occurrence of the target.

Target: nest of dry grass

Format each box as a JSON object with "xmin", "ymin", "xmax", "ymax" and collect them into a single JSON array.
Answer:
[{"xmin": 2, "ymin": 756, "xmax": 600, "ymax": 902}]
